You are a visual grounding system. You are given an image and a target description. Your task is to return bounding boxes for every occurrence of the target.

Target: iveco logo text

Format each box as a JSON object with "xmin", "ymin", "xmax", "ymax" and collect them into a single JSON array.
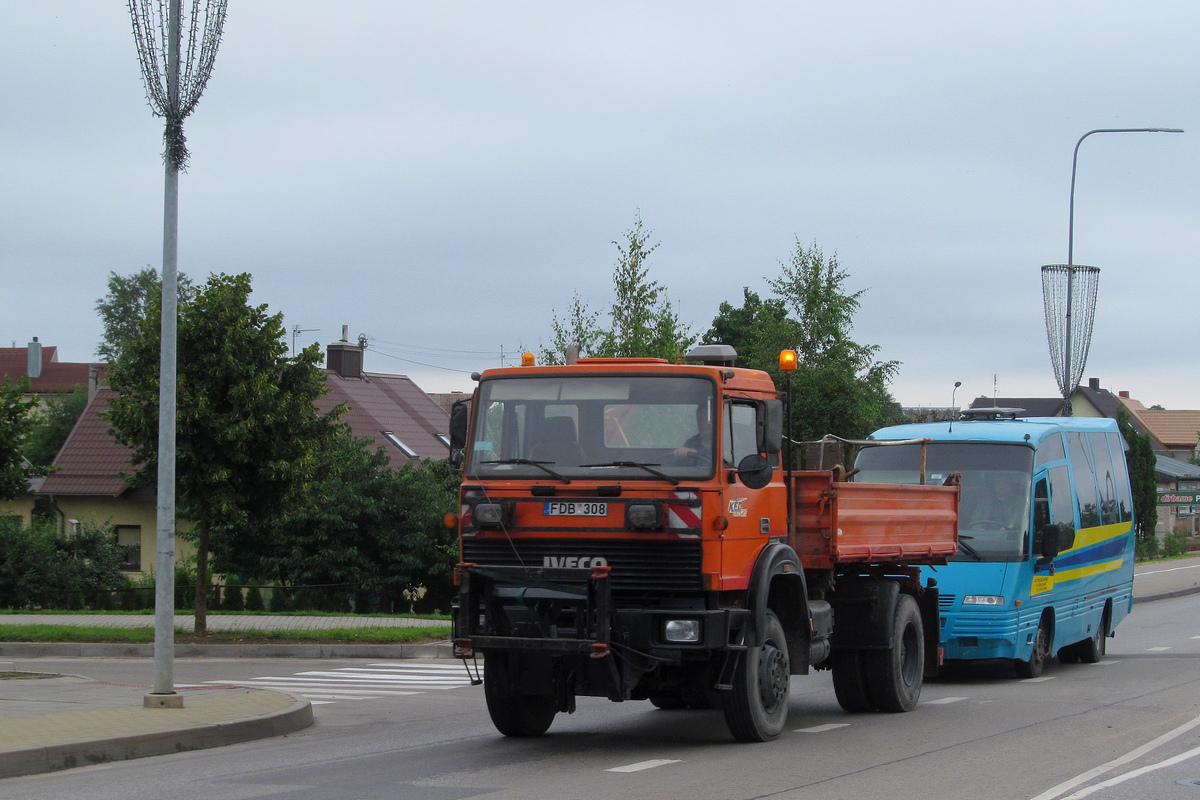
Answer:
[{"xmin": 543, "ymin": 556, "xmax": 609, "ymax": 568}]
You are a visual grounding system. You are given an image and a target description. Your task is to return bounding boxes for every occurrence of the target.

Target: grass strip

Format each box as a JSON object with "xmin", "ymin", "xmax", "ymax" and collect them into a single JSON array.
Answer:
[{"xmin": 0, "ymin": 624, "xmax": 451, "ymax": 645}]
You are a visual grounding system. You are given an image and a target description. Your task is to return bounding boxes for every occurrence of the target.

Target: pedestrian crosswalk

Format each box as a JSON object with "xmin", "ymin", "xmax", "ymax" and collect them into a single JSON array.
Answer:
[{"xmin": 204, "ymin": 662, "xmax": 480, "ymax": 705}]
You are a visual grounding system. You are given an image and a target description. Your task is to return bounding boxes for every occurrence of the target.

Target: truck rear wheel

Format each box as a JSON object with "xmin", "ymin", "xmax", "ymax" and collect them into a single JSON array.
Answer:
[
  {"xmin": 832, "ymin": 649, "xmax": 874, "ymax": 712},
  {"xmin": 484, "ymin": 653, "xmax": 557, "ymax": 737},
  {"xmin": 723, "ymin": 610, "xmax": 790, "ymax": 742},
  {"xmin": 865, "ymin": 594, "xmax": 923, "ymax": 713}
]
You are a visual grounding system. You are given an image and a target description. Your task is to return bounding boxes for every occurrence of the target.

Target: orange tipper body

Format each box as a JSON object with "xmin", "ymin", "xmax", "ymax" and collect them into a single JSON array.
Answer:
[{"xmin": 450, "ymin": 348, "xmax": 959, "ymax": 742}]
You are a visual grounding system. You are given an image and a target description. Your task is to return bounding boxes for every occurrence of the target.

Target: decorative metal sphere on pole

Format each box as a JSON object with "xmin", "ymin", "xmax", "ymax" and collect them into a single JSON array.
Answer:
[
  {"xmin": 128, "ymin": 0, "xmax": 227, "ymax": 704},
  {"xmin": 1042, "ymin": 127, "xmax": 1182, "ymax": 417}
]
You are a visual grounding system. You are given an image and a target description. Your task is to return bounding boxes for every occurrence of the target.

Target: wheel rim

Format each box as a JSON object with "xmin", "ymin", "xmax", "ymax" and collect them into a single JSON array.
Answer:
[
  {"xmin": 1033, "ymin": 627, "xmax": 1048, "ymax": 667},
  {"xmin": 757, "ymin": 642, "xmax": 788, "ymax": 711}
]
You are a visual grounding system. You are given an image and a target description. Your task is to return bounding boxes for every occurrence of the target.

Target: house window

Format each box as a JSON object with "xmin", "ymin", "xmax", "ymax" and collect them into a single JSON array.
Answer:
[
  {"xmin": 116, "ymin": 526, "xmax": 141, "ymax": 571},
  {"xmin": 383, "ymin": 431, "xmax": 418, "ymax": 458}
]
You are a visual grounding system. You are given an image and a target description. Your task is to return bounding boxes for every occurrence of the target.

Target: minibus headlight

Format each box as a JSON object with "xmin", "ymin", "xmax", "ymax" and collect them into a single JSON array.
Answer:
[{"xmin": 963, "ymin": 595, "xmax": 1005, "ymax": 606}]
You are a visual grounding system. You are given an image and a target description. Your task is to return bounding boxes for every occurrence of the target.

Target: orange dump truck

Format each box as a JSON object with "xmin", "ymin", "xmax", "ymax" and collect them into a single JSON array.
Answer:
[{"xmin": 448, "ymin": 345, "xmax": 958, "ymax": 741}]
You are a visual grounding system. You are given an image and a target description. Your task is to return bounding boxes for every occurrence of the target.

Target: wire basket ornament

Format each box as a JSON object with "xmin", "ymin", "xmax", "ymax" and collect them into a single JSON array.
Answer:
[
  {"xmin": 129, "ymin": 0, "xmax": 228, "ymax": 171},
  {"xmin": 1041, "ymin": 264, "xmax": 1100, "ymax": 412}
]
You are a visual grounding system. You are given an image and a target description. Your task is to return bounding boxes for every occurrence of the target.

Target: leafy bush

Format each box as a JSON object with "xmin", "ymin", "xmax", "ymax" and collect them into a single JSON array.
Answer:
[
  {"xmin": 223, "ymin": 577, "xmax": 244, "ymax": 611},
  {"xmin": 0, "ymin": 519, "xmax": 128, "ymax": 609},
  {"xmin": 1136, "ymin": 535, "xmax": 1161, "ymax": 562},
  {"xmin": 1164, "ymin": 531, "xmax": 1190, "ymax": 558},
  {"xmin": 244, "ymin": 580, "xmax": 264, "ymax": 611}
]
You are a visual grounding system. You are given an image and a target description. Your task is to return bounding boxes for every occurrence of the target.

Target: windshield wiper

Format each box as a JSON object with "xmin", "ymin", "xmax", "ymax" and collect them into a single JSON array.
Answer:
[
  {"xmin": 580, "ymin": 461, "xmax": 680, "ymax": 486},
  {"xmin": 956, "ymin": 533, "xmax": 983, "ymax": 561},
  {"xmin": 480, "ymin": 458, "xmax": 571, "ymax": 484}
]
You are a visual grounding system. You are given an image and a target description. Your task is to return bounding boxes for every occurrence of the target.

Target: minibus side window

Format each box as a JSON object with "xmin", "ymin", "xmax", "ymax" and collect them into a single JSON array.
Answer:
[
  {"xmin": 1035, "ymin": 433, "xmax": 1066, "ymax": 467},
  {"xmin": 1049, "ymin": 464, "xmax": 1076, "ymax": 551},
  {"xmin": 1067, "ymin": 432, "xmax": 1101, "ymax": 529},
  {"xmin": 1107, "ymin": 432, "xmax": 1133, "ymax": 523},
  {"xmin": 1088, "ymin": 432, "xmax": 1119, "ymax": 525}
]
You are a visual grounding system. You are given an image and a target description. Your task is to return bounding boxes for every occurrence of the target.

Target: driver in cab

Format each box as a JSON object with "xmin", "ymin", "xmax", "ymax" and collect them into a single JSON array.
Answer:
[
  {"xmin": 674, "ymin": 405, "xmax": 713, "ymax": 463},
  {"xmin": 968, "ymin": 473, "xmax": 1026, "ymax": 530}
]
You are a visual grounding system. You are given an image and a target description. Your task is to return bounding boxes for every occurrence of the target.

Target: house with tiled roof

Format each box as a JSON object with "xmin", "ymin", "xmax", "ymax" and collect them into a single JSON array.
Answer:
[
  {"xmin": 19, "ymin": 334, "xmax": 450, "ymax": 574},
  {"xmin": 1155, "ymin": 454, "xmax": 1200, "ymax": 537},
  {"xmin": 0, "ymin": 339, "xmax": 104, "ymax": 400}
]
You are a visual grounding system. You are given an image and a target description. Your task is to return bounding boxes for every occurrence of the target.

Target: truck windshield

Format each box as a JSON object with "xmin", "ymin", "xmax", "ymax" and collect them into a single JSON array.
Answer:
[
  {"xmin": 466, "ymin": 374, "xmax": 716, "ymax": 481},
  {"xmin": 854, "ymin": 442, "xmax": 1034, "ymax": 562}
]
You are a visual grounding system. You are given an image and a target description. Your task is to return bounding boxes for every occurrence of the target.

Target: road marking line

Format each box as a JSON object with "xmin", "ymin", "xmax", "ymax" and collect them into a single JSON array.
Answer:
[
  {"xmin": 1191, "ymin": 635, "xmax": 1200, "ymax": 640},
  {"xmin": 795, "ymin": 723, "xmax": 850, "ymax": 733},
  {"xmin": 606, "ymin": 759, "xmax": 682, "ymax": 773},
  {"xmin": 309, "ymin": 700, "xmax": 335, "ymax": 705},
  {"xmin": 925, "ymin": 696, "xmax": 968, "ymax": 705},
  {"xmin": 1030, "ymin": 711, "xmax": 1200, "ymax": 800},
  {"xmin": 1090, "ymin": 660, "xmax": 1120, "ymax": 666},
  {"xmin": 1137, "ymin": 563, "xmax": 1200, "ymax": 576},
  {"xmin": 1062, "ymin": 741, "xmax": 1200, "ymax": 799},
  {"xmin": 1021, "ymin": 677, "xmax": 1056, "ymax": 683},
  {"xmin": 1147, "ymin": 646, "xmax": 1172, "ymax": 652}
]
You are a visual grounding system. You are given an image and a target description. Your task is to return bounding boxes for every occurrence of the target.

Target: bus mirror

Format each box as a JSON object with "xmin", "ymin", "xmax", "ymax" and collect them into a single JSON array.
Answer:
[
  {"xmin": 758, "ymin": 399, "xmax": 783, "ymax": 455},
  {"xmin": 1038, "ymin": 524, "xmax": 1061, "ymax": 562},
  {"xmin": 736, "ymin": 453, "xmax": 772, "ymax": 490}
]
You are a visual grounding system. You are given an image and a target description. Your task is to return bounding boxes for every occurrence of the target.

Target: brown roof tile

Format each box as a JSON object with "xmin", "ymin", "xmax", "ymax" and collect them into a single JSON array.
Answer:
[
  {"xmin": 38, "ymin": 386, "xmax": 135, "ymax": 497},
  {"xmin": 1135, "ymin": 410, "xmax": 1200, "ymax": 448},
  {"xmin": 316, "ymin": 370, "xmax": 450, "ymax": 464},
  {"xmin": 0, "ymin": 346, "xmax": 103, "ymax": 394}
]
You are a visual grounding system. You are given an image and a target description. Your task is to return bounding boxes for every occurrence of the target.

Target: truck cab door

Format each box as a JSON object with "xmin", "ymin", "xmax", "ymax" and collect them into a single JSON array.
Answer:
[{"xmin": 722, "ymin": 400, "xmax": 786, "ymax": 539}]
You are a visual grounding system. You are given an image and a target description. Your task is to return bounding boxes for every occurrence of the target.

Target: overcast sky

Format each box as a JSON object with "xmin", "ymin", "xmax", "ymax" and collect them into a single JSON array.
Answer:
[{"xmin": 3, "ymin": 2, "xmax": 1198, "ymax": 411}]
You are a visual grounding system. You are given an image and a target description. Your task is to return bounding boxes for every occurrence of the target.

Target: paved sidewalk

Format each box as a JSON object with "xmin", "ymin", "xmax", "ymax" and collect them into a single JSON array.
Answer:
[{"xmin": 0, "ymin": 670, "xmax": 312, "ymax": 779}]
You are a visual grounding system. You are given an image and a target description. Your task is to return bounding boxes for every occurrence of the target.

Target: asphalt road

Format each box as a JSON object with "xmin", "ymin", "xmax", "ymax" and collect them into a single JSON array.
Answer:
[{"xmin": 4, "ymin": 591, "xmax": 1200, "ymax": 800}]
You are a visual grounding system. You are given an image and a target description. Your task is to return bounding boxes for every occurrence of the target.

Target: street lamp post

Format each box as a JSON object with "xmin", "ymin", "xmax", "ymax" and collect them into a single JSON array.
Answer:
[{"xmin": 1057, "ymin": 127, "xmax": 1183, "ymax": 416}]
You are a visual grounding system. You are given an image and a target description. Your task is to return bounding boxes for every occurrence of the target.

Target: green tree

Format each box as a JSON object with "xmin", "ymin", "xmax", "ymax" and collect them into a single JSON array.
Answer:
[
  {"xmin": 541, "ymin": 216, "xmax": 693, "ymax": 364},
  {"xmin": 95, "ymin": 267, "xmax": 192, "ymax": 363},
  {"xmin": 22, "ymin": 385, "xmax": 88, "ymax": 468},
  {"xmin": 104, "ymin": 272, "xmax": 338, "ymax": 632},
  {"xmin": 702, "ymin": 239, "xmax": 899, "ymax": 444},
  {"xmin": 253, "ymin": 432, "xmax": 461, "ymax": 613},
  {"xmin": 1117, "ymin": 407, "xmax": 1159, "ymax": 542},
  {"xmin": 0, "ymin": 377, "xmax": 50, "ymax": 501}
]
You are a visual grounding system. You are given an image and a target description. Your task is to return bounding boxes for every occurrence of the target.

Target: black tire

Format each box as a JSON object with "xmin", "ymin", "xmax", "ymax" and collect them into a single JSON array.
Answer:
[
  {"xmin": 483, "ymin": 653, "xmax": 557, "ymax": 737},
  {"xmin": 1057, "ymin": 646, "xmax": 1080, "ymax": 664},
  {"xmin": 1076, "ymin": 611, "xmax": 1108, "ymax": 664},
  {"xmin": 832, "ymin": 649, "xmax": 874, "ymax": 712},
  {"xmin": 1014, "ymin": 616, "xmax": 1051, "ymax": 679},
  {"xmin": 864, "ymin": 594, "xmax": 924, "ymax": 713},
  {"xmin": 722, "ymin": 609, "xmax": 790, "ymax": 742},
  {"xmin": 649, "ymin": 693, "xmax": 688, "ymax": 710}
]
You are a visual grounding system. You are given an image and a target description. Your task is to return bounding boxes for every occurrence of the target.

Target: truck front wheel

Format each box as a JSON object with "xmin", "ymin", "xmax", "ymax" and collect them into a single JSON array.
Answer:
[
  {"xmin": 723, "ymin": 610, "xmax": 790, "ymax": 742},
  {"xmin": 865, "ymin": 594, "xmax": 924, "ymax": 712},
  {"xmin": 484, "ymin": 653, "xmax": 557, "ymax": 737}
]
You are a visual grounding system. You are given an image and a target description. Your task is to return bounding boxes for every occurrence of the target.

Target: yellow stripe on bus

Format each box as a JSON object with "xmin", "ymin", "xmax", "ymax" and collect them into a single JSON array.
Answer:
[
  {"xmin": 1061, "ymin": 521, "xmax": 1131, "ymax": 555},
  {"xmin": 1031, "ymin": 558, "xmax": 1126, "ymax": 594}
]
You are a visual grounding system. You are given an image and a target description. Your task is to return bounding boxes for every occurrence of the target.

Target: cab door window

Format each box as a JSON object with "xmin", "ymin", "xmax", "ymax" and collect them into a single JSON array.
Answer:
[{"xmin": 722, "ymin": 402, "xmax": 760, "ymax": 469}]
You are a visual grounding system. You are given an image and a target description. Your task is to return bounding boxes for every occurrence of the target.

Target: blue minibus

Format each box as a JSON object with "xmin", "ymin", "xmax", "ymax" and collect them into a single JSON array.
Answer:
[{"xmin": 853, "ymin": 409, "xmax": 1135, "ymax": 677}]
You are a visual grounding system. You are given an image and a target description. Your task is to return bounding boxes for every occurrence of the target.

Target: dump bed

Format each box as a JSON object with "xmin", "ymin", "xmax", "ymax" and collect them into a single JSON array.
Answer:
[{"xmin": 789, "ymin": 471, "xmax": 959, "ymax": 569}]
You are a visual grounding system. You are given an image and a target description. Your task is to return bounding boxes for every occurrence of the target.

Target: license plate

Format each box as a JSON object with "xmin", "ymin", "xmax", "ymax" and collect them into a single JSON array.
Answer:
[{"xmin": 544, "ymin": 501, "xmax": 608, "ymax": 517}]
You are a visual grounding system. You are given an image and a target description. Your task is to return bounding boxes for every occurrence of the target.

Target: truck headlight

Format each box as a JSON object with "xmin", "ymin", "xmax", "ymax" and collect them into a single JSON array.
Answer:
[
  {"xmin": 664, "ymin": 619, "xmax": 701, "ymax": 643},
  {"xmin": 963, "ymin": 595, "xmax": 1005, "ymax": 606},
  {"xmin": 473, "ymin": 502, "xmax": 507, "ymax": 527},
  {"xmin": 626, "ymin": 503, "xmax": 661, "ymax": 530}
]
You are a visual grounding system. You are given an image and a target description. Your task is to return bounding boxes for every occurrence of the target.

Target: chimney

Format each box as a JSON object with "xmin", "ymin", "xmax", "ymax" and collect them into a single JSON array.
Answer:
[
  {"xmin": 1119, "ymin": 391, "xmax": 1130, "ymax": 399},
  {"xmin": 326, "ymin": 325, "xmax": 364, "ymax": 379},
  {"xmin": 88, "ymin": 364, "xmax": 100, "ymax": 403},
  {"xmin": 27, "ymin": 337, "xmax": 42, "ymax": 379},
  {"xmin": 1088, "ymin": 377, "xmax": 1100, "ymax": 391}
]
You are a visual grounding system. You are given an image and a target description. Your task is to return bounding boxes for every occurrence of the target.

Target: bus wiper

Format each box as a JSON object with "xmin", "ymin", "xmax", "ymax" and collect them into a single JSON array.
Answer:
[
  {"xmin": 956, "ymin": 534, "xmax": 983, "ymax": 561},
  {"xmin": 580, "ymin": 461, "xmax": 680, "ymax": 486},
  {"xmin": 480, "ymin": 458, "xmax": 571, "ymax": 484}
]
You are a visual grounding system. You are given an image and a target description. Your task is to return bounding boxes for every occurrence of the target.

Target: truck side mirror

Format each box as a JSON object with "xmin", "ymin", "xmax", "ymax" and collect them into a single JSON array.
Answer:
[
  {"xmin": 758, "ymin": 399, "xmax": 783, "ymax": 455},
  {"xmin": 449, "ymin": 399, "xmax": 470, "ymax": 469},
  {"xmin": 736, "ymin": 454, "xmax": 772, "ymax": 490}
]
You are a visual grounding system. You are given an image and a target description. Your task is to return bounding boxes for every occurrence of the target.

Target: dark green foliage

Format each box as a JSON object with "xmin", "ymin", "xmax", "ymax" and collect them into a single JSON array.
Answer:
[
  {"xmin": 244, "ymin": 580, "xmax": 264, "ymax": 611},
  {"xmin": 0, "ymin": 519, "xmax": 128, "ymax": 609},
  {"xmin": 222, "ymin": 577, "xmax": 244, "ymax": 611},
  {"xmin": 1117, "ymin": 408, "xmax": 1159, "ymax": 542},
  {"xmin": 702, "ymin": 240, "xmax": 899, "ymax": 443},
  {"xmin": 251, "ymin": 431, "xmax": 461, "ymax": 614},
  {"xmin": 22, "ymin": 385, "xmax": 88, "ymax": 468},
  {"xmin": 1, "ymin": 377, "xmax": 50, "ymax": 501},
  {"xmin": 95, "ymin": 268, "xmax": 192, "ymax": 364},
  {"xmin": 542, "ymin": 215, "xmax": 693, "ymax": 364},
  {"xmin": 104, "ymin": 272, "xmax": 339, "ymax": 631},
  {"xmin": 1164, "ymin": 531, "xmax": 1189, "ymax": 558}
]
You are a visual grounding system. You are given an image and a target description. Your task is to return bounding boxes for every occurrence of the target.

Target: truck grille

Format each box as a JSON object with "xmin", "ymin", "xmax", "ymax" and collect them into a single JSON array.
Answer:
[{"xmin": 461, "ymin": 539, "xmax": 703, "ymax": 594}]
